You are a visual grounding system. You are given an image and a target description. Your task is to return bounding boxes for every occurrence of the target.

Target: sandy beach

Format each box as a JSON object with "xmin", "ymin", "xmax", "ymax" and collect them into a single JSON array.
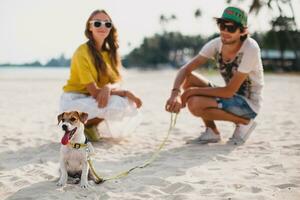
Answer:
[{"xmin": 0, "ymin": 67, "xmax": 300, "ymax": 200}]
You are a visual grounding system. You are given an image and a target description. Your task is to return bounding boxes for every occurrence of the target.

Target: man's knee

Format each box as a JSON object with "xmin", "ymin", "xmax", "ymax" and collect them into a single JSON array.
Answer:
[{"xmin": 187, "ymin": 96, "xmax": 205, "ymax": 116}]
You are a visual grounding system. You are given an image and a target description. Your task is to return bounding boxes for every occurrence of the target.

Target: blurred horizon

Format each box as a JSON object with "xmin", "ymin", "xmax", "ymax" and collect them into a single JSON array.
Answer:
[{"xmin": 1, "ymin": 0, "xmax": 300, "ymax": 65}]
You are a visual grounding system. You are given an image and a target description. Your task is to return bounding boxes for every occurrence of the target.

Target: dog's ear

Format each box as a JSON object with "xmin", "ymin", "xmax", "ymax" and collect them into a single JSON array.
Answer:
[
  {"xmin": 79, "ymin": 112, "xmax": 88, "ymax": 123},
  {"xmin": 57, "ymin": 112, "xmax": 64, "ymax": 125}
]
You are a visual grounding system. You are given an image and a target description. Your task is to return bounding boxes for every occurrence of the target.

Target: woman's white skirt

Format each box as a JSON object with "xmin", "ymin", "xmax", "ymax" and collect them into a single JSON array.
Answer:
[{"xmin": 59, "ymin": 92, "xmax": 141, "ymax": 137}]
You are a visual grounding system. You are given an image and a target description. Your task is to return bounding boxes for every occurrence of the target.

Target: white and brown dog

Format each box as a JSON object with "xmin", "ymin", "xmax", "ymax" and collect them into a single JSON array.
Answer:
[{"xmin": 57, "ymin": 111, "xmax": 102, "ymax": 188}]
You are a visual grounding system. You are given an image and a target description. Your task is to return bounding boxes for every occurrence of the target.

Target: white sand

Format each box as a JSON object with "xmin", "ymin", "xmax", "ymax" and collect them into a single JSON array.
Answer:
[{"xmin": 0, "ymin": 67, "xmax": 300, "ymax": 200}]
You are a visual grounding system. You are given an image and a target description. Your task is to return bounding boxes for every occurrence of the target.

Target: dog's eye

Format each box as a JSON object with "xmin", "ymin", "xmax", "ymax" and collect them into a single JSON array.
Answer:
[
  {"xmin": 70, "ymin": 117, "xmax": 76, "ymax": 122},
  {"xmin": 62, "ymin": 119, "xmax": 65, "ymax": 122}
]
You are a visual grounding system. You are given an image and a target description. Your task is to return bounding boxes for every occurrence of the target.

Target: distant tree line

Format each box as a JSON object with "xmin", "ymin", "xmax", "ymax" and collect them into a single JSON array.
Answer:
[
  {"xmin": 123, "ymin": 29, "xmax": 300, "ymax": 71},
  {"xmin": 0, "ymin": 61, "xmax": 43, "ymax": 67},
  {"xmin": 45, "ymin": 54, "xmax": 70, "ymax": 67},
  {"xmin": 123, "ymin": 32, "xmax": 209, "ymax": 68},
  {"xmin": 0, "ymin": 54, "xmax": 70, "ymax": 67},
  {"xmin": 1, "ymin": 28, "xmax": 299, "ymax": 71}
]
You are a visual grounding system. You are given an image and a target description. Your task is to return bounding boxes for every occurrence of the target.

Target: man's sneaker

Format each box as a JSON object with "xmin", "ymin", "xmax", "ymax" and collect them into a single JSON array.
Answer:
[
  {"xmin": 186, "ymin": 127, "xmax": 221, "ymax": 144},
  {"xmin": 229, "ymin": 120, "xmax": 257, "ymax": 145},
  {"xmin": 84, "ymin": 125, "xmax": 101, "ymax": 142}
]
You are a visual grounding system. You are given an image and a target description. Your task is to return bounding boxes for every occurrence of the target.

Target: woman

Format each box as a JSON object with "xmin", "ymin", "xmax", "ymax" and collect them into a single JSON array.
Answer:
[{"xmin": 59, "ymin": 9, "xmax": 142, "ymax": 141}]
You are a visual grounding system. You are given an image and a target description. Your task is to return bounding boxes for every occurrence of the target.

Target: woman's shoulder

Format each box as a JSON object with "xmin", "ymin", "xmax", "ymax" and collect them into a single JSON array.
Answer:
[
  {"xmin": 75, "ymin": 43, "xmax": 89, "ymax": 54},
  {"xmin": 71, "ymin": 43, "xmax": 91, "ymax": 60}
]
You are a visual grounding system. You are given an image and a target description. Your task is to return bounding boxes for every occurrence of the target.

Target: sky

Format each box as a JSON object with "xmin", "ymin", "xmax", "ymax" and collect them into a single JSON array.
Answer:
[{"xmin": 0, "ymin": 0, "xmax": 299, "ymax": 64}]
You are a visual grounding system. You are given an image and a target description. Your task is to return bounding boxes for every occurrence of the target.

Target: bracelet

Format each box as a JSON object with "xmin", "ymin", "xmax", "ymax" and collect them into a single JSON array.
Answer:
[{"xmin": 171, "ymin": 88, "xmax": 181, "ymax": 94}]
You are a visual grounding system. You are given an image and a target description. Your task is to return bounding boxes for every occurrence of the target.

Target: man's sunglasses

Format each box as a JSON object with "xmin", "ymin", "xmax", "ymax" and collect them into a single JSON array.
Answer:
[
  {"xmin": 89, "ymin": 20, "xmax": 112, "ymax": 29},
  {"xmin": 218, "ymin": 22, "xmax": 239, "ymax": 33}
]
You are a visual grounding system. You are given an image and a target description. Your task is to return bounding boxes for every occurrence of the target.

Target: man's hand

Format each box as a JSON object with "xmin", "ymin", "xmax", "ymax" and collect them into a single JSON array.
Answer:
[
  {"xmin": 181, "ymin": 87, "xmax": 198, "ymax": 108},
  {"xmin": 165, "ymin": 92, "xmax": 182, "ymax": 113},
  {"xmin": 96, "ymin": 85, "xmax": 111, "ymax": 108}
]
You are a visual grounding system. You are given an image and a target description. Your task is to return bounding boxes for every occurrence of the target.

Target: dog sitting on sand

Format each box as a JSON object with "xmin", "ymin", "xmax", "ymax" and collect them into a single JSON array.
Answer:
[{"xmin": 57, "ymin": 111, "xmax": 102, "ymax": 188}]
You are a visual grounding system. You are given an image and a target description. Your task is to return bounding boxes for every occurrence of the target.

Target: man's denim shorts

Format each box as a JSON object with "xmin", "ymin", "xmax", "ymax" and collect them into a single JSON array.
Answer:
[{"xmin": 216, "ymin": 95, "xmax": 257, "ymax": 119}]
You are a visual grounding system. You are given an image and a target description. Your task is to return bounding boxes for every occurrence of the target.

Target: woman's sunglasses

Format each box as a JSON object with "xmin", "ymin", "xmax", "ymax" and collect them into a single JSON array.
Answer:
[
  {"xmin": 218, "ymin": 22, "xmax": 239, "ymax": 33},
  {"xmin": 89, "ymin": 20, "xmax": 112, "ymax": 29}
]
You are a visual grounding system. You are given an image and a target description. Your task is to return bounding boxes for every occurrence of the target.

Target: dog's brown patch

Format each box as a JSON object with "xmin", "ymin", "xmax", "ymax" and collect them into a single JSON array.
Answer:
[{"xmin": 57, "ymin": 111, "xmax": 88, "ymax": 125}]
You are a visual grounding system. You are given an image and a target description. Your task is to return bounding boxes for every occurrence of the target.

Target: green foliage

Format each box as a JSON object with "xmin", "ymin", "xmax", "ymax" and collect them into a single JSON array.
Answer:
[
  {"xmin": 124, "ymin": 32, "xmax": 206, "ymax": 68},
  {"xmin": 0, "ymin": 61, "xmax": 42, "ymax": 67},
  {"xmin": 0, "ymin": 54, "xmax": 71, "ymax": 67},
  {"xmin": 262, "ymin": 30, "xmax": 300, "ymax": 49},
  {"xmin": 45, "ymin": 54, "xmax": 70, "ymax": 67}
]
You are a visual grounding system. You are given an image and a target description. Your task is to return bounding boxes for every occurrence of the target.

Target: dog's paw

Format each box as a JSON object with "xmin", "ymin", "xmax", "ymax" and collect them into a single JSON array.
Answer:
[
  {"xmin": 57, "ymin": 180, "xmax": 66, "ymax": 187},
  {"xmin": 80, "ymin": 181, "xmax": 89, "ymax": 189}
]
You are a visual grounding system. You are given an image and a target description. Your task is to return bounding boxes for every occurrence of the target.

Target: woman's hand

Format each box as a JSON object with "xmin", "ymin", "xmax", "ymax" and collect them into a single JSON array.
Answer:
[
  {"xmin": 125, "ymin": 91, "xmax": 143, "ymax": 108},
  {"xmin": 165, "ymin": 90, "xmax": 182, "ymax": 113},
  {"xmin": 96, "ymin": 85, "xmax": 111, "ymax": 108}
]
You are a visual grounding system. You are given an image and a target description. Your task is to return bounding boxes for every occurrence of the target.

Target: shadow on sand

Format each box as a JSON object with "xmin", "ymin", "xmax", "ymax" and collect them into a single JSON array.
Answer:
[{"xmin": 4, "ymin": 139, "xmax": 238, "ymax": 199}]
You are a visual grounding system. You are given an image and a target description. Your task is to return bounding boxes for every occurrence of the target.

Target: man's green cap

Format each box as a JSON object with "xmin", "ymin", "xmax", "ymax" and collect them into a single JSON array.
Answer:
[{"xmin": 217, "ymin": 7, "xmax": 248, "ymax": 27}]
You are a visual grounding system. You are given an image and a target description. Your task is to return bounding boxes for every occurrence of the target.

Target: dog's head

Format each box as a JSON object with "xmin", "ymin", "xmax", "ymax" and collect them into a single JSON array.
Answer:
[{"xmin": 57, "ymin": 111, "xmax": 88, "ymax": 145}]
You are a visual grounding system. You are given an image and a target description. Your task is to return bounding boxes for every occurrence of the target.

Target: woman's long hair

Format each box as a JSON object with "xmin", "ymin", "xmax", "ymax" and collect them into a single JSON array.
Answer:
[{"xmin": 84, "ymin": 10, "xmax": 120, "ymax": 78}]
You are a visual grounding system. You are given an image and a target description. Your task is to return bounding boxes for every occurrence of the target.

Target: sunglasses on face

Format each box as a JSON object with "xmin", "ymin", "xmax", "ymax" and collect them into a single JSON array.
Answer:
[
  {"xmin": 89, "ymin": 20, "xmax": 112, "ymax": 29},
  {"xmin": 218, "ymin": 22, "xmax": 239, "ymax": 33}
]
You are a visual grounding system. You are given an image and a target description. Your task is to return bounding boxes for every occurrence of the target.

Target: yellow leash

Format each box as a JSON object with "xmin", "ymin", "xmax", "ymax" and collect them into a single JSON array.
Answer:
[{"xmin": 87, "ymin": 113, "xmax": 178, "ymax": 183}]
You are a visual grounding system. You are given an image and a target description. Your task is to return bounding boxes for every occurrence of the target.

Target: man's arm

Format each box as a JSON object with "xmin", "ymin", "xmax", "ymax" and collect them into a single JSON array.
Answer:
[
  {"xmin": 165, "ymin": 54, "xmax": 208, "ymax": 113},
  {"xmin": 172, "ymin": 55, "xmax": 209, "ymax": 92},
  {"xmin": 182, "ymin": 71, "xmax": 249, "ymax": 105}
]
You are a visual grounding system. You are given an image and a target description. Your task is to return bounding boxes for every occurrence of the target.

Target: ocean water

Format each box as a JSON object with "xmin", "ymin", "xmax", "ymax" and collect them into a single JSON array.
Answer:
[{"xmin": 0, "ymin": 66, "xmax": 69, "ymax": 80}]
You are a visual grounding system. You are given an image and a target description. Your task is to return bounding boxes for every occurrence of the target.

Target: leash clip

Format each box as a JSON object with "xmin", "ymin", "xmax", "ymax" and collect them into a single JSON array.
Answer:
[{"xmin": 73, "ymin": 143, "xmax": 81, "ymax": 149}]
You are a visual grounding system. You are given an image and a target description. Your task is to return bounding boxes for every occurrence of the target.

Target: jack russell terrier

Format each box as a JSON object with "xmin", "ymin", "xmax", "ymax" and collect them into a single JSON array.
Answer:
[{"xmin": 57, "ymin": 111, "xmax": 102, "ymax": 188}]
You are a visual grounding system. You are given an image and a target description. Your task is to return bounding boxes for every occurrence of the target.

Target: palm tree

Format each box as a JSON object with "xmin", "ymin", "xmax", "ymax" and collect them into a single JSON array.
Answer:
[
  {"xmin": 159, "ymin": 14, "xmax": 168, "ymax": 32},
  {"xmin": 170, "ymin": 14, "xmax": 177, "ymax": 21},
  {"xmin": 194, "ymin": 8, "xmax": 202, "ymax": 19},
  {"xmin": 159, "ymin": 14, "xmax": 177, "ymax": 33}
]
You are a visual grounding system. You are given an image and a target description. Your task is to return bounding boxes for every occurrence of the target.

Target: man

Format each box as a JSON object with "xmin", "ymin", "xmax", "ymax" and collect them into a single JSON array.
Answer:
[{"xmin": 165, "ymin": 7, "xmax": 264, "ymax": 144}]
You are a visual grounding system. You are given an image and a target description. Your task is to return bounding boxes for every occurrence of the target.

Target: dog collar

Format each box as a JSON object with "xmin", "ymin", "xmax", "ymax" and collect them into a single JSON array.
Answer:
[{"xmin": 68, "ymin": 138, "xmax": 89, "ymax": 149}]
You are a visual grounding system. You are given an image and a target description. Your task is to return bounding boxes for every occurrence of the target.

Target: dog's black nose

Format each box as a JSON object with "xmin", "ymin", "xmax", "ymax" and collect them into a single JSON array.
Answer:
[{"xmin": 62, "ymin": 124, "xmax": 68, "ymax": 131}]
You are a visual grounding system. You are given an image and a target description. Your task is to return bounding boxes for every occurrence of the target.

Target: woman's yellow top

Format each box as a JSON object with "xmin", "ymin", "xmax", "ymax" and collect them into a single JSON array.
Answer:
[{"xmin": 63, "ymin": 43, "xmax": 120, "ymax": 94}]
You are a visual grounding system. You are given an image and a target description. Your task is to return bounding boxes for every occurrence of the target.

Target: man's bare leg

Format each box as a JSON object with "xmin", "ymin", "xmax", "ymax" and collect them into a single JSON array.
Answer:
[
  {"xmin": 183, "ymin": 72, "xmax": 219, "ymax": 133},
  {"xmin": 187, "ymin": 96, "xmax": 249, "ymax": 124}
]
